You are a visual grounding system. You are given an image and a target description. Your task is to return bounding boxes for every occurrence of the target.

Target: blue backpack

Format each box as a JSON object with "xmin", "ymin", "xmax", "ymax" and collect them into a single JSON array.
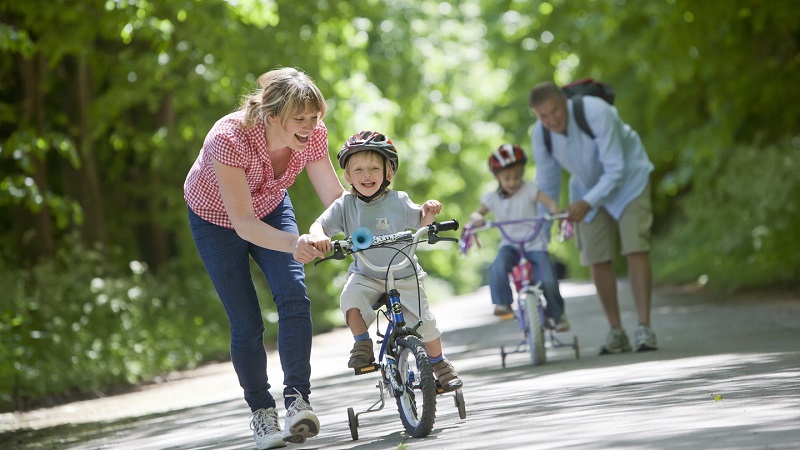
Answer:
[{"xmin": 543, "ymin": 78, "xmax": 615, "ymax": 155}]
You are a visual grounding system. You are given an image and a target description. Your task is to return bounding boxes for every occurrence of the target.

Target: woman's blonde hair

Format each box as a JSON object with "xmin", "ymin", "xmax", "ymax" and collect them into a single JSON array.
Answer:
[{"xmin": 240, "ymin": 67, "xmax": 327, "ymax": 128}]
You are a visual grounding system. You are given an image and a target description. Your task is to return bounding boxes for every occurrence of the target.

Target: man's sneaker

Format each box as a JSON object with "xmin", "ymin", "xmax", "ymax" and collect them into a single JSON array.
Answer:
[
  {"xmin": 634, "ymin": 324, "xmax": 658, "ymax": 352},
  {"xmin": 554, "ymin": 314, "xmax": 571, "ymax": 333},
  {"xmin": 494, "ymin": 304, "xmax": 514, "ymax": 319},
  {"xmin": 599, "ymin": 328, "xmax": 632, "ymax": 355},
  {"xmin": 282, "ymin": 390, "xmax": 319, "ymax": 444},
  {"xmin": 251, "ymin": 407, "xmax": 286, "ymax": 450}
]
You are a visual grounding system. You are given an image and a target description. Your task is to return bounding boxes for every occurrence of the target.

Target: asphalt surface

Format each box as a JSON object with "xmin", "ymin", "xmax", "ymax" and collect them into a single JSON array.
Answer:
[{"xmin": 2, "ymin": 280, "xmax": 799, "ymax": 450}]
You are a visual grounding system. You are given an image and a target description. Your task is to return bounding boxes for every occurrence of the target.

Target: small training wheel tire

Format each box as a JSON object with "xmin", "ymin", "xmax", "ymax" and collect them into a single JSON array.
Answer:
[
  {"xmin": 454, "ymin": 390, "xmax": 467, "ymax": 419},
  {"xmin": 347, "ymin": 407, "xmax": 359, "ymax": 441},
  {"xmin": 500, "ymin": 346, "xmax": 507, "ymax": 369},
  {"xmin": 573, "ymin": 335, "xmax": 580, "ymax": 359}
]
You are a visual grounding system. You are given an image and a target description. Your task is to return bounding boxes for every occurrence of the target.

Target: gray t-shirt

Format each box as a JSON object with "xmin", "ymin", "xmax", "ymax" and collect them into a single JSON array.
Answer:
[{"xmin": 315, "ymin": 190, "xmax": 423, "ymax": 279}]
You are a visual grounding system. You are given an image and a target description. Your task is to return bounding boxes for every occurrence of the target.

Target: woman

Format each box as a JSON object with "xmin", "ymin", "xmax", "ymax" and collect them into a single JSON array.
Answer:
[{"xmin": 184, "ymin": 67, "xmax": 344, "ymax": 450}]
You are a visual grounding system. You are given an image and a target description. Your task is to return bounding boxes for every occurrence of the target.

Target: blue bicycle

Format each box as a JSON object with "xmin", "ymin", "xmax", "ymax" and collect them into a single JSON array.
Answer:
[
  {"xmin": 315, "ymin": 220, "xmax": 467, "ymax": 440},
  {"xmin": 460, "ymin": 214, "xmax": 579, "ymax": 367}
]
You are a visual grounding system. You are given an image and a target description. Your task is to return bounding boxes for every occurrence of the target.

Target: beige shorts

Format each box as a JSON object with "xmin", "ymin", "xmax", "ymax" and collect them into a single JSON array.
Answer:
[
  {"xmin": 575, "ymin": 183, "xmax": 653, "ymax": 266},
  {"xmin": 340, "ymin": 272, "xmax": 441, "ymax": 343}
]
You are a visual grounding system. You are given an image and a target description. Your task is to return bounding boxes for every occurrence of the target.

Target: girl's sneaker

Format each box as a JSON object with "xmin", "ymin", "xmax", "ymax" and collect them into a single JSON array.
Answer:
[
  {"xmin": 493, "ymin": 304, "xmax": 514, "ymax": 318},
  {"xmin": 554, "ymin": 314, "xmax": 571, "ymax": 332}
]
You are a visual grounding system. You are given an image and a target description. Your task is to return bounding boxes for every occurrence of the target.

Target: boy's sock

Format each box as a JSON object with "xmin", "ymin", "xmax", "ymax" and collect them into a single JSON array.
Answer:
[
  {"xmin": 354, "ymin": 332, "xmax": 370, "ymax": 342},
  {"xmin": 428, "ymin": 353, "xmax": 444, "ymax": 364}
]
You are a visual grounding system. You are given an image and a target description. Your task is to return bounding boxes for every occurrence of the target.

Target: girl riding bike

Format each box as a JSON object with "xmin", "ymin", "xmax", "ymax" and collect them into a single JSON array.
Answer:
[{"xmin": 467, "ymin": 144, "xmax": 569, "ymax": 331}]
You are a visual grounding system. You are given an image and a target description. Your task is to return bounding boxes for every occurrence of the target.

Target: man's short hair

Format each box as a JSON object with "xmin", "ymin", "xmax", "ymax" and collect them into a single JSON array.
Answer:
[{"xmin": 528, "ymin": 82, "xmax": 563, "ymax": 109}]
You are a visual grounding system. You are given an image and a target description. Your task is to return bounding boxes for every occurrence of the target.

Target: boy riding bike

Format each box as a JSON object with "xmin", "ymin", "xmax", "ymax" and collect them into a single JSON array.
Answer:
[
  {"xmin": 309, "ymin": 131, "xmax": 463, "ymax": 392},
  {"xmin": 467, "ymin": 144, "xmax": 570, "ymax": 331}
]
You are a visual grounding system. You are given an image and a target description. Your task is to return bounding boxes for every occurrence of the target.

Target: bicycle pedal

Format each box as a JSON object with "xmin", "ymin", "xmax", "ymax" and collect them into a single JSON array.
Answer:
[{"xmin": 354, "ymin": 363, "xmax": 380, "ymax": 375}]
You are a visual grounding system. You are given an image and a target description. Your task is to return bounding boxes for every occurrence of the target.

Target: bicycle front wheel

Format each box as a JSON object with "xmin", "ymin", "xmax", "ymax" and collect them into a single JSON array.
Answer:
[
  {"xmin": 394, "ymin": 335, "xmax": 437, "ymax": 437},
  {"xmin": 521, "ymin": 288, "xmax": 546, "ymax": 365}
]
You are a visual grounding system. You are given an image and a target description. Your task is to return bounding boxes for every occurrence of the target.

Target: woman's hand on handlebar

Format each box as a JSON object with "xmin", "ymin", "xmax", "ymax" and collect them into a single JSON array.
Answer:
[
  {"xmin": 307, "ymin": 233, "xmax": 332, "ymax": 254},
  {"xmin": 294, "ymin": 234, "xmax": 327, "ymax": 264}
]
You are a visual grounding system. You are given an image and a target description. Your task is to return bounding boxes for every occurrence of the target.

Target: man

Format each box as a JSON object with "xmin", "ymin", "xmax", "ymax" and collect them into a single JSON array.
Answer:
[{"xmin": 528, "ymin": 81, "xmax": 657, "ymax": 354}]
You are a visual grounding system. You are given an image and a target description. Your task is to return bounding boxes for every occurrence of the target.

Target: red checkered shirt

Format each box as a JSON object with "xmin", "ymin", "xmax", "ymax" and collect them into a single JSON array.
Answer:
[{"xmin": 184, "ymin": 110, "xmax": 329, "ymax": 228}]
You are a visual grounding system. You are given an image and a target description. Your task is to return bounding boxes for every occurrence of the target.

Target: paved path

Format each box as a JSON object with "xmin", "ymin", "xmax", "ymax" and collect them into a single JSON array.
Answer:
[{"xmin": 2, "ymin": 280, "xmax": 799, "ymax": 449}]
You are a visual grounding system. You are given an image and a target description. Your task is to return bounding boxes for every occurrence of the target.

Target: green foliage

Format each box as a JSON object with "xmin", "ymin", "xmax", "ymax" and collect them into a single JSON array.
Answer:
[
  {"xmin": 0, "ymin": 235, "xmax": 230, "ymax": 412},
  {"xmin": 653, "ymin": 139, "xmax": 800, "ymax": 291}
]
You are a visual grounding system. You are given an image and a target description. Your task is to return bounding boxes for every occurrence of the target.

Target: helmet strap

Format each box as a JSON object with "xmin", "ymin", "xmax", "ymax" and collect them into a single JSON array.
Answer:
[{"xmin": 353, "ymin": 179, "xmax": 391, "ymax": 203}]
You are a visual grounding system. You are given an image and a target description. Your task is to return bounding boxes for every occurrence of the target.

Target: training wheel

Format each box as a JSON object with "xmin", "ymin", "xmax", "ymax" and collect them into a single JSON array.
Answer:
[
  {"xmin": 573, "ymin": 335, "xmax": 580, "ymax": 359},
  {"xmin": 347, "ymin": 407, "xmax": 359, "ymax": 441},
  {"xmin": 454, "ymin": 390, "xmax": 467, "ymax": 419},
  {"xmin": 500, "ymin": 346, "xmax": 507, "ymax": 369}
]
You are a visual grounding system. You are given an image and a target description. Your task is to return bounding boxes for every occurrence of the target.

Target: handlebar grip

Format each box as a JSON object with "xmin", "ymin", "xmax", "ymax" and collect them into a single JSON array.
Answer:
[{"xmin": 433, "ymin": 219, "xmax": 459, "ymax": 232}]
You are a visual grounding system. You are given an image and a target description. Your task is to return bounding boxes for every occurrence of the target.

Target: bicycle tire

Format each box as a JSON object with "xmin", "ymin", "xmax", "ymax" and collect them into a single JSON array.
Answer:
[
  {"xmin": 521, "ymin": 289, "xmax": 546, "ymax": 365},
  {"xmin": 394, "ymin": 335, "xmax": 437, "ymax": 437}
]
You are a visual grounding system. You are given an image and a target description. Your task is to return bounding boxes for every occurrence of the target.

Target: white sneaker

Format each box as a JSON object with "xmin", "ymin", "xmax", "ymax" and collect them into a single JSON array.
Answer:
[
  {"xmin": 282, "ymin": 391, "xmax": 320, "ymax": 444},
  {"xmin": 634, "ymin": 324, "xmax": 658, "ymax": 352},
  {"xmin": 250, "ymin": 407, "xmax": 286, "ymax": 449},
  {"xmin": 599, "ymin": 328, "xmax": 632, "ymax": 355}
]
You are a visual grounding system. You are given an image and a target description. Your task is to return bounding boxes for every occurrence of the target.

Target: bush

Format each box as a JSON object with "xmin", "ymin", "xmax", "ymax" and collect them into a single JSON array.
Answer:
[
  {"xmin": 0, "ymin": 236, "xmax": 230, "ymax": 412},
  {"xmin": 653, "ymin": 139, "xmax": 800, "ymax": 291}
]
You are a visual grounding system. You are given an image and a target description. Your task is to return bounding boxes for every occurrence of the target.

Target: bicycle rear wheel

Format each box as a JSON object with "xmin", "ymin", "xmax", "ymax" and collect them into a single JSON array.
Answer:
[
  {"xmin": 394, "ymin": 335, "xmax": 437, "ymax": 437},
  {"xmin": 520, "ymin": 288, "xmax": 546, "ymax": 365}
]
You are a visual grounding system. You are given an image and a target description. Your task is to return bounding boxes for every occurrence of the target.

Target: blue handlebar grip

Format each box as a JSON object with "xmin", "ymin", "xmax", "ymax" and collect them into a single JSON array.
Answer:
[{"xmin": 351, "ymin": 227, "xmax": 374, "ymax": 250}]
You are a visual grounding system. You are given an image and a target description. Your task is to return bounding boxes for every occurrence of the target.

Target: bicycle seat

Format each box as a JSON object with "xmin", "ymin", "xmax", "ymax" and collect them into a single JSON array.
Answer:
[{"xmin": 371, "ymin": 294, "xmax": 389, "ymax": 311}]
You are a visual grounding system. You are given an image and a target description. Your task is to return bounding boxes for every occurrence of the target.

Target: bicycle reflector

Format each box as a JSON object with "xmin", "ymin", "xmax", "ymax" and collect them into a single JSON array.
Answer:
[{"xmin": 351, "ymin": 227, "xmax": 374, "ymax": 251}]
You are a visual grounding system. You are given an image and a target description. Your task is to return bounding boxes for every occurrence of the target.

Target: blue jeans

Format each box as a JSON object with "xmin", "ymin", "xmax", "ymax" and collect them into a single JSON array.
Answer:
[
  {"xmin": 188, "ymin": 193, "xmax": 312, "ymax": 412},
  {"xmin": 489, "ymin": 246, "xmax": 565, "ymax": 321}
]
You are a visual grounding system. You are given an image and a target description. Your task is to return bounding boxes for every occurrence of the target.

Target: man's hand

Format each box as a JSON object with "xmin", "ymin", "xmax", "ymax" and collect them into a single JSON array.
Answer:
[{"xmin": 567, "ymin": 200, "xmax": 592, "ymax": 222}]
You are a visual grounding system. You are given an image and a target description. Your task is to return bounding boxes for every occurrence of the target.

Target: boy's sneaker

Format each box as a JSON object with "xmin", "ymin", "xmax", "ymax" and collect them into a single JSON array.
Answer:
[
  {"xmin": 494, "ymin": 304, "xmax": 514, "ymax": 318},
  {"xmin": 282, "ymin": 391, "xmax": 319, "ymax": 444},
  {"xmin": 431, "ymin": 358, "xmax": 463, "ymax": 392},
  {"xmin": 554, "ymin": 314, "xmax": 571, "ymax": 332},
  {"xmin": 348, "ymin": 339, "xmax": 375, "ymax": 369},
  {"xmin": 599, "ymin": 328, "xmax": 632, "ymax": 355},
  {"xmin": 634, "ymin": 324, "xmax": 659, "ymax": 352},
  {"xmin": 251, "ymin": 407, "xmax": 286, "ymax": 449}
]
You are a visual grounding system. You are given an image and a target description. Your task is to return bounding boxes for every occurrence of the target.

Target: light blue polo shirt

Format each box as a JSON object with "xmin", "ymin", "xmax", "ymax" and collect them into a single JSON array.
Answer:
[{"xmin": 530, "ymin": 96, "xmax": 653, "ymax": 222}]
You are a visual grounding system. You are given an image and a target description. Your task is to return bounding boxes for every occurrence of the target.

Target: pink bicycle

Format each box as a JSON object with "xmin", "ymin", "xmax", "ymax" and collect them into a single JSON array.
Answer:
[{"xmin": 460, "ymin": 214, "xmax": 579, "ymax": 367}]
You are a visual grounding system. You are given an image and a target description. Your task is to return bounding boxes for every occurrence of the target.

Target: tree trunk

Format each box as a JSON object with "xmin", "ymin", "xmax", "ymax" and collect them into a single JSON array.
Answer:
[
  {"xmin": 75, "ymin": 54, "xmax": 108, "ymax": 246},
  {"xmin": 18, "ymin": 53, "xmax": 55, "ymax": 262}
]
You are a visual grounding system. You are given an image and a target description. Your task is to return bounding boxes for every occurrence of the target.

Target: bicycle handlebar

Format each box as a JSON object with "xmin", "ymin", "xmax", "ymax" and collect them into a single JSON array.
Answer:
[
  {"xmin": 459, "ymin": 214, "xmax": 572, "ymax": 256},
  {"xmin": 314, "ymin": 219, "xmax": 460, "ymax": 267},
  {"xmin": 465, "ymin": 213, "xmax": 568, "ymax": 234}
]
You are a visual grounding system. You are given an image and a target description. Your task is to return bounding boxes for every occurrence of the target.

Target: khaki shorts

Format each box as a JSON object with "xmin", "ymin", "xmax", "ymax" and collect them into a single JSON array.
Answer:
[
  {"xmin": 575, "ymin": 183, "xmax": 653, "ymax": 266},
  {"xmin": 340, "ymin": 272, "xmax": 442, "ymax": 343}
]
